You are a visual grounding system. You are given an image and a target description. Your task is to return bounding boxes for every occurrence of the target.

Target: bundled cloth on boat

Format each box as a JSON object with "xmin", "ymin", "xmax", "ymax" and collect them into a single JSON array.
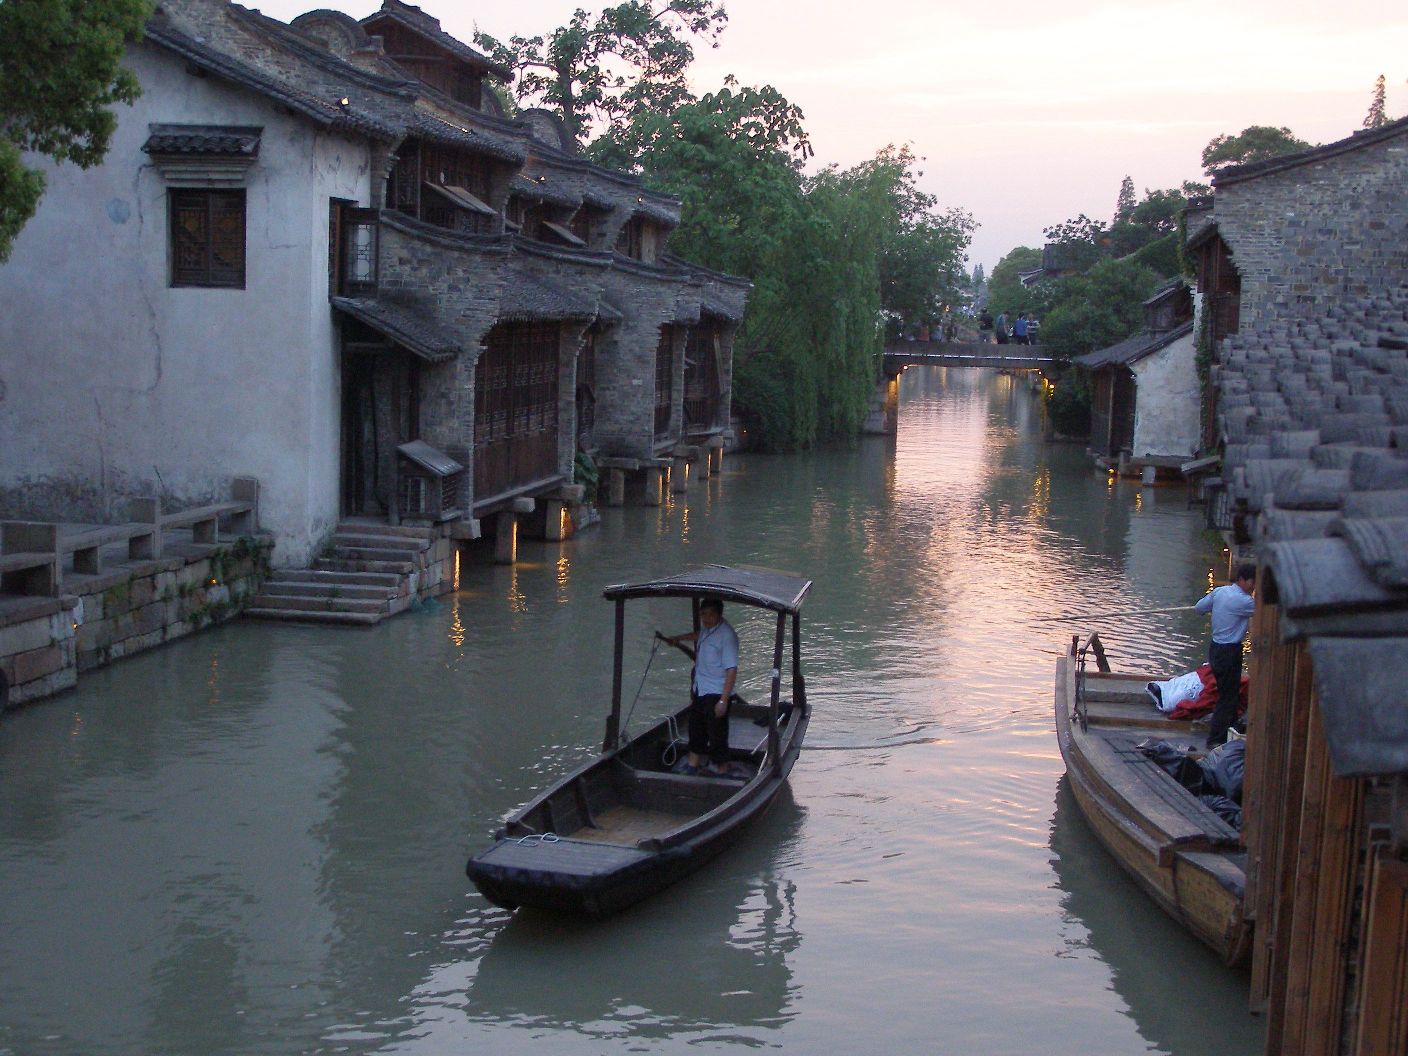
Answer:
[
  {"xmin": 1144, "ymin": 664, "xmax": 1248, "ymax": 721},
  {"xmin": 1134, "ymin": 739, "xmax": 1246, "ymax": 828}
]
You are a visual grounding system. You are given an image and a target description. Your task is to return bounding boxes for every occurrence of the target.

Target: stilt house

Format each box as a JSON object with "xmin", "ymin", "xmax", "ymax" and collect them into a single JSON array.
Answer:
[{"xmin": 0, "ymin": 0, "xmax": 748, "ymax": 569}]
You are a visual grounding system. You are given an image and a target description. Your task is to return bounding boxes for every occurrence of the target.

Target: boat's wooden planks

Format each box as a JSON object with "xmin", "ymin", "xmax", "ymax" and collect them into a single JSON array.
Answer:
[
  {"xmin": 474, "ymin": 836, "xmax": 652, "ymax": 876},
  {"xmin": 573, "ymin": 805, "xmax": 694, "ymax": 844},
  {"xmin": 1073, "ymin": 727, "xmax": 1237, "ymax": 848}
]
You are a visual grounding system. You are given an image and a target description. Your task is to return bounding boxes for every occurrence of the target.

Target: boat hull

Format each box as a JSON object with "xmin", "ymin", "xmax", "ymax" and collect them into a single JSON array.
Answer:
[
  {"xmin": 468, "ymin": 705, "xmax": 809, "ymax": 918},
  {"xmin": 1055, "ymin": 654, "xmax": 1251, "ymax": 967}
]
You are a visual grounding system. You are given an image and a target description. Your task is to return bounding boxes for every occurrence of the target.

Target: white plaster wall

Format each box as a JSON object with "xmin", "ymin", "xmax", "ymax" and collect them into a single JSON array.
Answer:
[
  {"xmin": 1130, "ymin": 331, "xmax": 1200, "ymax": 459},
  {"xmin": 0, "ymin": 42, "xmax": 372, "ymax": 564}
]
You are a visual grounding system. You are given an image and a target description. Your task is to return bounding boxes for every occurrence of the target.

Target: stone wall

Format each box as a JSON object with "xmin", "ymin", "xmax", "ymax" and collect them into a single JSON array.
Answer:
[
  {"xmin": 1213, "ymin": 122, "xmax": 1408, "ymax": 332},
  {"xmin": 0, "ymin": 537, "xmax": 272, "ymax": 709}
]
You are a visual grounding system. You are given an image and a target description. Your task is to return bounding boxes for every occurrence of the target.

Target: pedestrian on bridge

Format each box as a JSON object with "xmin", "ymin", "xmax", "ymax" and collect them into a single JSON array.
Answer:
[
  {"xmin": 995, "ymin": 311, "xmax": 1009, "ymax": 345},
  {"xmin": 1013, "ymin": 313, "xmax": 1029, "ymax": 345},
  {"xmin": 978, "ymin": 308, "xmax": 994, "ymax": 343}
]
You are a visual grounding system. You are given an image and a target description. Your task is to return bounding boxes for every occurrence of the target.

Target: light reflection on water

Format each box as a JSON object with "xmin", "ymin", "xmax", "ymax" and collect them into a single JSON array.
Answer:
[{"xmin": 0, "ymin": 368, "xmax": 1262, "ymax": 1056}]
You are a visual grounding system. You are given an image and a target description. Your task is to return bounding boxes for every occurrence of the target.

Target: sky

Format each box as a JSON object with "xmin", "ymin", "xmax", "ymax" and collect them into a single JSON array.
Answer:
[{"xmin": 256, "ymin": 0, "xmax": 1408, "ymax": 272}]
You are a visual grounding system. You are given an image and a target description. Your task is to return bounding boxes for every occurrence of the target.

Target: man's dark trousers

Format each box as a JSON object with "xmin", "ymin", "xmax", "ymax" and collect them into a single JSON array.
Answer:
[{"xmin": 1207, "ymin": 641, "xmax": 1243, "ymax": 748}]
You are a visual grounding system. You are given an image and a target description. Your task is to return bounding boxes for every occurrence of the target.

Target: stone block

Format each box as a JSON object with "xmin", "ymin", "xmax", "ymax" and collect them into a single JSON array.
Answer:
[
  {"xmin": 0, "ymin": 617, "xmax": 56, "ymax": 657},
  {"xmin": 129, "ymin": 577, "xmax": 155, "ymax": 609},
  {"xmin": 12, "ymin": 644, "xmax": 64, "ymax": 685}
]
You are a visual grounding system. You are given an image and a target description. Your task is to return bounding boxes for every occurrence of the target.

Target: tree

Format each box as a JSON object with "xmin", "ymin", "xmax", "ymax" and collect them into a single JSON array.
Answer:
[
  {"xmin": 474, "ymin": 0, "xmax": 727, "ymax": 143},
  {"xmin": 1364, "ymin": 74, "xmax": 1388, "ymax": 130},
  {"xmin": 0, "ymin": 0, "xmax": 150, "ymax": 261},
  {"xmin": 1037, "ymin": 257, "xmax": 1160, "ymax": 362},
  {"xmin": 1113, "ymin": 175, "xmax": 1136, "ymax": 224},
  {"xmin": 984, "ymin": 245, "xmax": 1043, "ymax": 319},
  {"xmin": 1201, "ymin": 125, "xmax": 1311, "ymax": 177},
  {"xmin": 1042, "ymin": 212, "xmax": 1105, "ymax": 273}
]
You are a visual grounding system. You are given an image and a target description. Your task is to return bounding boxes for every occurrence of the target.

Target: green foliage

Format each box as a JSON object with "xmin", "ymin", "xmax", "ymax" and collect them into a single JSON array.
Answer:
[
  {"xmin": 474, "ymin": 0, "xmax": 727, "ymax": 143},
  {"xmin": 0, "ymin": 0, "xmax": 150, "ymax": 260},
  {"xmin": 1113, "ymin": 175, "xmax": 1136, "ymax": 223},
  {"xmin": 1127, "ymin": 232, "xmax": 1180, "ymax": 278},
  {"xmin": 1047, "ymin": 367, "xmax": 1092, "ymax": 438},
  {"xmin": 1364, "ymin": 74, "xmax": 1389, "ymax": 130},
  {"xmin": 1037, "ymin": 258, "xmax": 1161, "ymax": 362},
  {"xmin": 984, "ymin": 245, "xmax": 1043, "ymax": 319},
  {"xmin": 1201, "ymin": 125, "xmax": 1311, "ymax": 177},
  {"xmin": 606, "ymin": 83, "xmax": 970, "ymax": 448}
]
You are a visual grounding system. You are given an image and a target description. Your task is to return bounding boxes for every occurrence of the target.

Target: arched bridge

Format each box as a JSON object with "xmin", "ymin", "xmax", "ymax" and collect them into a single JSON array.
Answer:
[{"xmin": 882, "ymin": 341, "xmax": 1057, "ymax": 377}]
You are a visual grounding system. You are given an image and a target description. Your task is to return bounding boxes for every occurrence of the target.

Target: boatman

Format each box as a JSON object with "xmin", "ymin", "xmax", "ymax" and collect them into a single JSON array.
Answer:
[
  {"xmin": 665, "ymin": 597, "xmax": 743, "ymax": 777},
  {"xmin": 1194, "ymin": 562, "xmax": 1257, "ymax": 750}
]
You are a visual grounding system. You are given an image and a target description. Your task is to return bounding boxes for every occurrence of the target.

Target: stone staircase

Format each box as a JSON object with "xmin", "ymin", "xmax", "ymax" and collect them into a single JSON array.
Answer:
[{"xmin": 244, "ymin": 522, "xmax": 434, "ymax": 625}]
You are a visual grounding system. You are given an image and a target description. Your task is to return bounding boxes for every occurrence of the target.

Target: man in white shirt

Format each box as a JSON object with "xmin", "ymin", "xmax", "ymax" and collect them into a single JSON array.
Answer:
[
  {"xmin": 1194, "ymin": 562, "xmax": 1257, "ymax": 749},
  {"xmin": 665, "ymin": 597, "xmax": 740, "ymax": 776}
]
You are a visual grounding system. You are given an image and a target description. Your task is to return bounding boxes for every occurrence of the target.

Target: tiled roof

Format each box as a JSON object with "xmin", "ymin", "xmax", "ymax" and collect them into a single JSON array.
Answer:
[
  {"xmin": 498, "ymin": 267, "xmax": 600, "ymax": 322},
  {"xmin": 1216, "ymin": 284, "xmax": 1408, "ymax": 776},
  {"xmin": 361, "ymin": 0, "xmax": 511, "ymax": 80},
  {"xmin": 331, "ymin": 296, "xmax": 460, "ymax": 362},
  {"xmin": 143, "ymin": 124, "xmax": 261, "ymax": 156},
  {"xmin": 1076, "ymin": 321, "xmax": 1192, "ymax": 369}
]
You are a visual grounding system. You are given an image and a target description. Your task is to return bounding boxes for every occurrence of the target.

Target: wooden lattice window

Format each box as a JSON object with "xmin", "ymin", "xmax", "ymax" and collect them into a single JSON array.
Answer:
[
  {"xmin": 170, "ymin": 189, "xmax": 245, "ymax": 288},
  {"xmin": 474, "ymin": 322, "xmax": 561, "ymax": 499},
  {"xmin": 654, "ymin": 326, "xmax": 674, "ymax": 437},
  {"xmin": 684, "ymin": 322, "xmax": 722, "ymax": 430}
]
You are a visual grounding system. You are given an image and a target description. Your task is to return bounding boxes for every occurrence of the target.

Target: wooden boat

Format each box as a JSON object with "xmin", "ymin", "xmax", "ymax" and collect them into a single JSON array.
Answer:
[
  {"xmin": 466, "ymin": 565, "xmax": 812, "ymax": 917},
  {"xmin": 1054, "ymin": 632, "xmax": 1251, "ymax": 967}
]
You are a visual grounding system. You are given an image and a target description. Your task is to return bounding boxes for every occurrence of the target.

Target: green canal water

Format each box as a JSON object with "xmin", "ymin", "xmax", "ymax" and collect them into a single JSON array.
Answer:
[{"xmin": 0, "ymin": 368, "xmax": 1264, "ymax": 1055}]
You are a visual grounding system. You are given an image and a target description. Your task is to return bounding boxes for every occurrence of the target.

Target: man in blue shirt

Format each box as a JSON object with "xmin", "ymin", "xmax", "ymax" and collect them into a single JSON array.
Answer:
[
  {"xmin": 1195, "ymin": 562, "xmax": 1257, "ymax": 749},
  {"xmin": 665, "ymin": 597, "xmax": 740, "ymax": 776}
]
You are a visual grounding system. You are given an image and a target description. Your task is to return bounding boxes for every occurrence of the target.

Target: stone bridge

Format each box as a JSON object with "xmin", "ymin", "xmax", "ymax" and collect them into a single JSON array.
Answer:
[
  {"xmin": 866, "ymin": 341, "xmax": 1058, "ymax": 435},
  {"xmin": 881, "ymin": 341, "xmax": 1057, "ymax": 377}
]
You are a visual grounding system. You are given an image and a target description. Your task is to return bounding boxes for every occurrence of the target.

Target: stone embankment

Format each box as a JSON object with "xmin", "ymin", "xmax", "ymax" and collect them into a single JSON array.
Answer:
[{"xmin": 0, "ymin": 535, "xmax": 272, "ymax": 708}]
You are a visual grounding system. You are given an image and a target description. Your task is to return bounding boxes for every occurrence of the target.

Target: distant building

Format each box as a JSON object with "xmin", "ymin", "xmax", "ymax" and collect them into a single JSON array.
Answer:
[
  {"xmin": 1075, "ymin": 280, "xmax": 1197, "ymax": 468},
  {"xmin": 0, "ymin": 0, "xmax": 747, "ymax": 566}
]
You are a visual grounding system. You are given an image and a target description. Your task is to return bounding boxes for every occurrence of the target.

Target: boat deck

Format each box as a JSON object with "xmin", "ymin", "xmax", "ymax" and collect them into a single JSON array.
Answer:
[{"xmin": 574, "ymin": 804, "xmax": 695, "ymax": 843}]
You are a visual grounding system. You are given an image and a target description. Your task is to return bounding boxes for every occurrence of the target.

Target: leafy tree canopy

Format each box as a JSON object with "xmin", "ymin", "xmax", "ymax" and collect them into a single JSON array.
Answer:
[
  {"xmin": 1038, "ymin": 257, "xmax": 1161, "ymax": 362},
  {"xmin": 1201, "ymin": 125, "xmax": 1311, "ymax": 177},
  {"xmin": 475, "ymin": 0, "xmax": 726, "ymax": 143},
  {"xmin": 0, "ymin": 0, "xmax": 150, "ymax": 260},
  {"xmin": 984, "ymin": 245, "xmax": 1044, "ymax": 319}
]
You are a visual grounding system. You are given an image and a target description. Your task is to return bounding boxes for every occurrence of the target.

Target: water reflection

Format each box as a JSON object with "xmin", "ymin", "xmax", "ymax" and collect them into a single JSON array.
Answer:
[
  {"xmin": 0, "ymin": 367, "xmax": 1253, "ymax": 1056},
  {"xmin": 1048, "ymin": 778, "xmax": 1264, "ymax": 1054},
  {"xmin": 459, "ymin": 790, "xmax": 804, "ymax": 1043}
]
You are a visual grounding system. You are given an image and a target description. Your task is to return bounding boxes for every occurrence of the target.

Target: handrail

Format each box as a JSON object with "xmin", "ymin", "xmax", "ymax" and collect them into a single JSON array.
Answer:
[{"xmin": 1069, "ymin": 631, "xmax": 1110, "ymax": 733}]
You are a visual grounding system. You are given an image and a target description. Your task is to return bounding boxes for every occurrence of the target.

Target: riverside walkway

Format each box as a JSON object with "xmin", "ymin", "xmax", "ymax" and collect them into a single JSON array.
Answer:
[{"xmin": 882, "ymin": 340, "xmax": 1057, "ymax": 376}]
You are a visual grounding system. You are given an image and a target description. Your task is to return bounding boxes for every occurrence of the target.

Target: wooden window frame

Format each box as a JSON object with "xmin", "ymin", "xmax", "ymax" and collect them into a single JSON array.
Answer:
[{"xmin": 170, "ymin": 188, "xmax": 246, "ymax": 289}]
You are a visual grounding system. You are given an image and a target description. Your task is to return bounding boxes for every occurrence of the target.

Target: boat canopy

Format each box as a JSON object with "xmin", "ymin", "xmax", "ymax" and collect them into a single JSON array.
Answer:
[{"xmin": 603, "ymin": 565, "xmax": 812, "ymax": 614}]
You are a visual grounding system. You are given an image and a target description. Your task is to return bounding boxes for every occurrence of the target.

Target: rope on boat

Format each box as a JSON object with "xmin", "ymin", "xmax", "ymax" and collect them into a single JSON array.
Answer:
[
  {"xmin": 619, "ymin": 634, "xmax": 664, "ymax": 744},
  {"xmin": 515, "ymin": 833, "xmax": 559, "ymax": 846}
]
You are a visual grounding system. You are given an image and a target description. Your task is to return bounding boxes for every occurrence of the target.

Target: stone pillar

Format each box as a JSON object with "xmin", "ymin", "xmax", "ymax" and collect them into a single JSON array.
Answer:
[
  {"xmin": 544, "ymin": 499, "xmax": 567, "ymax": 541},
  {"xmin": 671, "ymin": 455, "xmax": 689, "ymax": 493},
  {"xmin": 642, "ymin": 466, "xmax": 663, "ymax": 506},
  {"xmin": 708, "ymin": 437, "xmax": 725, "ymax": 474},
  {"xmin": 696, "ymin": 448, "xmax": 712, "ymax": 480},
  {"xmin": 606, "ymin": 469, "xmax": 626, "ymax": 506},
  {"xmin": 493, "ymin": 511, "xmax": 517, "ymax": 565}
]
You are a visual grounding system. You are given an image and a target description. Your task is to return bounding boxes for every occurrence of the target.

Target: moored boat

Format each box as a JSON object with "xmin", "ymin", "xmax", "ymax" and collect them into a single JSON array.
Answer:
[
  {"xmin": 1054, "ymin": 633, "xmax": 1251, "ymax": 967},
  {"xmin": 467, "ymin": 565, "xmax": 812, "ymax": 917}
]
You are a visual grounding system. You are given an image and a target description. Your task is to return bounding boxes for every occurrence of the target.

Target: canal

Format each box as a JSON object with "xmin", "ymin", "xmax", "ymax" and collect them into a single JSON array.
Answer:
[{"xmin": 0, "ymin": 367, "xmax": 1264, "ymax": 1056}]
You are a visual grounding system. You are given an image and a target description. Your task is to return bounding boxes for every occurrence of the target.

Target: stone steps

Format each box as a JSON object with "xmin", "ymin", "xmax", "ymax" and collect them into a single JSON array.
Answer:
[{"xmin": 245, "ymin": 521, "xmax": 435, "ymax": 626}]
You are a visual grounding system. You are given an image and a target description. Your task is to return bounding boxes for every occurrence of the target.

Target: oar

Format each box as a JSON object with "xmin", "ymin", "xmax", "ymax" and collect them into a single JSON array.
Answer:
[
  {"xmin": 1027, "ymin": 604, "xmax": 1199, "ymax": 623},
  {"xmin": 654, "ymin": 630, "xmax": 696, "ymax": 661}
]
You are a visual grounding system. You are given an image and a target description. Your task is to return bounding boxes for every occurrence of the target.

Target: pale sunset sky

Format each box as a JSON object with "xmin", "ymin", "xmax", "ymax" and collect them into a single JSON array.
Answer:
[{"xmin": 257, "ymin": 0, "xmax": 1407, "ymax": 271}]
